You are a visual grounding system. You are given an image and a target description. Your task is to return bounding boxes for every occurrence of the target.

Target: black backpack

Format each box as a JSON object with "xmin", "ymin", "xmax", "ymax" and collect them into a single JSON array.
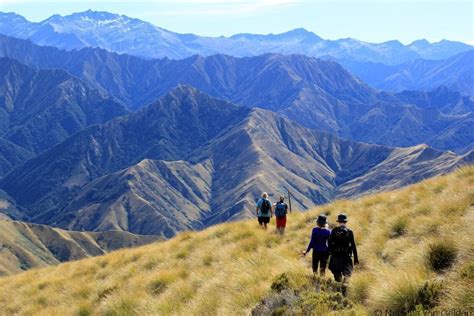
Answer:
[
  {"xmin": 260, "ymin": 199, "xmax": 271, "ymax": 215},
  {"xmin": 331, "ymin": 227, "xmax": 351, "ymax": 254}
]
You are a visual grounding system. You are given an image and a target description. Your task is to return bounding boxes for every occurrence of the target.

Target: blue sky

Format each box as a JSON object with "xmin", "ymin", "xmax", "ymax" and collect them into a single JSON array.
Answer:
[{"xmin": 1, "ymin": 0, "xmax": 473, "ymax": 44}]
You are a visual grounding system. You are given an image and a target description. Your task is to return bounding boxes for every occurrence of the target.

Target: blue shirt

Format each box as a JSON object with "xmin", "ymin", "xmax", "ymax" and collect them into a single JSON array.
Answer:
[
  {"xmin": 306, "ymin": 227, "xmax": 331, "ymax": 253},
  {"xmin": 256, "ymin": 198, "xmax": 272, "ymax": 217}
]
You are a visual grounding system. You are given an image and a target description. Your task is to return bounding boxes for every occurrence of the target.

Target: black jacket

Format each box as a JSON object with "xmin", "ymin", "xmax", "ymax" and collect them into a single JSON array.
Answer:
[{"xmin": 328, "ymin": 226, "xmax": 359, "ymax": 264}]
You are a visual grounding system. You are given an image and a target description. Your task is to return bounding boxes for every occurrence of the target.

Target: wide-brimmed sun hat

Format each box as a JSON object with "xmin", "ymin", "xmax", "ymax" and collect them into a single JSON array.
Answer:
[
  {"xmin": 336, "ymin": 213, "xmax": 348, "ymax": 223},
  {"xmin": 316, "ymin": 214, "xmax": 327, "ymax": 225}
]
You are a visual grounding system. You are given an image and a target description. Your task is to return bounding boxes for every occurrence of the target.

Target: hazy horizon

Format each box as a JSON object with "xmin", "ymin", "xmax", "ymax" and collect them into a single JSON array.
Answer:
[{"xmin": 1, "ymin": 0, "xmax": 472, "ymax": 45}]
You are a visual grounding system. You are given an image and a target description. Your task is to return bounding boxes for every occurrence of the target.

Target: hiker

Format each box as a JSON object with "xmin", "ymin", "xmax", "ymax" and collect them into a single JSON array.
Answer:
[
  {"xmin": 303, "ymin": 214, "xmax": 331, "ymax": 276},
  {"xmin": 328, "ymin": 213, "xmax": 359, "ymax": 284},
  {"xmin": 274, "ymin": 196, "xmax": 289, "ymax": 235},
  {"xmin": 256, "ymin": 192, "xmax": 273, "ymax": 230}
]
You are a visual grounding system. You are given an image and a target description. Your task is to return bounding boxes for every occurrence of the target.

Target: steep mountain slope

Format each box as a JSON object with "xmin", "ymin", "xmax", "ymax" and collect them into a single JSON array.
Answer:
[
  {"xmin": 0, "ymin": 190, "xmax": 22, "ymax": 220},
  {"xmin": 0, "ymin": 167, "xmax": 472, "ymax": 314},
  {"xmin": 0, "ymin": 11, "xmax": 471, "ymax": 64},
  {"xmin": 0, "ymin": 57, "xmax": 127, "ymax": 175},
  {"xmin": 56, "ymin": 159, "xmax": 214, "ymax": 236},
  {"xmin": 2, "ymin": 87, "xmax": 470, "ymax": 237},
  {"xmin": 0, "ymin": 137, "xmax": 33, "ymax": 177},
  {"xmin": 342, "ymin": 50, "xmax": 474, "ymax": 96},
  {"xmin": 0, "ymin": 35, "xmax": 471, "ymax": 153},
  {"xmin": 0, "ymin": 219, "xmax": 160, "ymax": 276}
]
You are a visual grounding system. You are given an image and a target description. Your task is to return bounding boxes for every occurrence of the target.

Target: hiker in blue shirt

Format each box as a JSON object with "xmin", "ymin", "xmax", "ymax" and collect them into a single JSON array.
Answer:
[
  {"xmin": 256, "ymin": 192, "xmax": 273, "ymax": 230},
  {"xmin": 303, "ymin": 214, "xmax": 331, "ymax": 276},
  {"xmin": 274, "ymin": 196, "xmax": 289, "ymax": 235}
]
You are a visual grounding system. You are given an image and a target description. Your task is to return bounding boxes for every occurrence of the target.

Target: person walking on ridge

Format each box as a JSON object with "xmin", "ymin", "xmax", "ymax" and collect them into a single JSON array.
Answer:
[
  {"xmin": 328, "ymin": 213, "xmax": 359, "ymax": 286},
  {"xmin": 256, "ymin": 192, "xmax": 273, "ymax": 230},
  {"xmin": 303, "ymin": 214, "xmax": 331, "ymax": 276},
  {"xmin": 274, "ymin": 196, "xmax": 289, "ymax": 235}
]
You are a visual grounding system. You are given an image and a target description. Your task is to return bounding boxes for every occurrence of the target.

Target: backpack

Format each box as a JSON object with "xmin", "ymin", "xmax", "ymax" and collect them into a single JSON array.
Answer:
[
  {"xmin": 274, "ymin": 202, "xmax": 287, "ymax": 217},
  {"xmin": 260, "ymin": 199, "xmax": 271, "ymax": 215},
  {"xmin": 331, "ymin": 227, "xmax": 351, "ymax": 254}
]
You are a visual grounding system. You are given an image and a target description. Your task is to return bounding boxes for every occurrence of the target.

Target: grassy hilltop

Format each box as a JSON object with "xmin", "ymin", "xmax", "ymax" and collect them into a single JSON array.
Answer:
[{"xmin": 0, "ymin": 166, "xmax": 473, "ymax": 315}]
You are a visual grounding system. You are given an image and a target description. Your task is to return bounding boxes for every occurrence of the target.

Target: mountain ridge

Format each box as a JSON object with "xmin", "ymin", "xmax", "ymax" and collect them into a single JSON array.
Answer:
[
  {"xmin": 342, "ymin": 50, "xmax": 474, "ymax": 96},
  {"xmin": 0, "ymin": 35, "xmax": 471, "ymax": 153},
  {"xmin": 0, "ymin": 219, "xmax": 161, "ymax": 276},
  {"xmin": 0, "ymin": 10, "xmax": 471, "ymax": 64},
  {"xmin": 1, "ymin": 86, "xmax": 470, "ymax": 237}
]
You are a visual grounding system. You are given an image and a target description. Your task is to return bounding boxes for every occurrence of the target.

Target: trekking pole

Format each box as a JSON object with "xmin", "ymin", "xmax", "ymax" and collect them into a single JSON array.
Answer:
[{"xmin": 287, "ymin": 189, "xmax": 292, "ymax": 213}]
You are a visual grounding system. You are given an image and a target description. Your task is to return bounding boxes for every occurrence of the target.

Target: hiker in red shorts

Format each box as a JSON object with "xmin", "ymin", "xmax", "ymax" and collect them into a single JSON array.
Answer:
[{"xmin": 274, "ymin": 196, "xmax": 289, "ymax": 235}]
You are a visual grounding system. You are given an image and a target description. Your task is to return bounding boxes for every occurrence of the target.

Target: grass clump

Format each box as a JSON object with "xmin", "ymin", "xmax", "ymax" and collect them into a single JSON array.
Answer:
[
  {"xmin": 348, "ymin": 272, "xmax": 374, "ymax": 304},
  {"xmin": 148, "ymin": 280, "xmax": 168, "ymax": 296},
  {"xmin": 390, "ymin": 216, "xmax": 409, "ymax": 238},
  {"xmin": 102, "ymin": 296, "xmax": 139, "ymax": 316},
  {"xmin": 373, "ymin": 274, "xmax": 443, "ymax": 313},
  {"xmin": 97, "ymin": 286, "xmax": 117, "ymax": 301},
  {"xmin": 427, "ymin": 241, "xmax": 457, "ymax": 273},
  {"xmin": 460, "ymin": 261, "xmax": 474, "ymax": 279},
  {"xmin": 75, "ymin": 305, "xmax": 92, "ymax": 316}
]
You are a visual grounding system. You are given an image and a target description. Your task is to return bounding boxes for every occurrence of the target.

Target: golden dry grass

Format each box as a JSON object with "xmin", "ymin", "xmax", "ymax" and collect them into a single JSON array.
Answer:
[{"xmin": 0, "ymin": 166, "xmax": 473, "ymax": 315}]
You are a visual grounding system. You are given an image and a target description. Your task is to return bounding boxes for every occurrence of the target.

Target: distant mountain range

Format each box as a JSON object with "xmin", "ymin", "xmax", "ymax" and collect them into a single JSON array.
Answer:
[
  {"xmin": 342, "ymin": 50, "xmax": 474, "ymax": 96},
  {"xmin": 0, "ymin": 10, "xmax": 471, "ymax": 64},
  {"xmin": 2, "ymin": 86, "xmax": 471, "ymax": 237},
  {"xmin": 0, "ymin": 34, "xmax": 472, "ymax": 154}
]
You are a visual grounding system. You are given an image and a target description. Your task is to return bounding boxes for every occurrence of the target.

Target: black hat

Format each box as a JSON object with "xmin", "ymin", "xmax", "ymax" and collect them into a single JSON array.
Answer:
[
  {"xmin": 316, "ymin": 214, "xmax": 327, "ymax": 225},
  {"xmin": 336, "ymin": 213, "xmax": 348, "ymax": 223}
]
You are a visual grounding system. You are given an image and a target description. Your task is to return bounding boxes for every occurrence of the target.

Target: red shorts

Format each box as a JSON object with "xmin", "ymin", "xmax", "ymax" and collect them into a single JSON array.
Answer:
[{"xmin": 276, "ymin": 216, "xmax": 287, "ymax": 228}]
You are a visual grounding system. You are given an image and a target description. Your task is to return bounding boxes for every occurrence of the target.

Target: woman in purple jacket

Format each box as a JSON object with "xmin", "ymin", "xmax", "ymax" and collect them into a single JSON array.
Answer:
[{"xmin": 303, "ymin": 214, "xmax": 331, "ymax": 276}]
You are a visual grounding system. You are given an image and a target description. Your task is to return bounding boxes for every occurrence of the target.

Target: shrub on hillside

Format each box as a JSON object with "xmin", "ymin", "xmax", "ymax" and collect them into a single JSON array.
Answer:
[
  {"xmin": 427, "ymin": 241, "xmax": 457, "ymax": 273},
  {"xmin": 416, "ymin": 281, "xmax": 443, "ymax": 310},
  {"xmin": 255, "ymin": 273, "xmax": 352, "ymax": 315},
  {"xmin": 271, "ymin": 273, "xmax": 290, "ymax": 292}
]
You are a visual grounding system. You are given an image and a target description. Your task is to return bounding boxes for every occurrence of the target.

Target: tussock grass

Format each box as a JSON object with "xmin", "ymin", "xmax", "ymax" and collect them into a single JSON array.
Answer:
[
  {"xmin": 427, "ymin": 240, "xmax": 458, "ymax": 273},
  {"xmin": 0, "ymin": 166, "xmax": 473, "ymax": 315}
]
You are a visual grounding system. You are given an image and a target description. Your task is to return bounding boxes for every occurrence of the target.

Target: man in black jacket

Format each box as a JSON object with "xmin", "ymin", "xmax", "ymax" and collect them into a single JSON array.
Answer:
[{"xmin": 328, "ymin": 213, "xmax": 359, "ymax": 284}]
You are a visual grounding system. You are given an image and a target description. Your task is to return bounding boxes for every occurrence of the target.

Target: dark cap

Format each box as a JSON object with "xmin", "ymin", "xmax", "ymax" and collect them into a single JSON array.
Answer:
[
  {"xmin": 316, "ymin": 214, "xmax": 327, "ymax": 225},
  {"xmin": 336, "ymin": 213, "xmax": 348, "ymax": 223}
]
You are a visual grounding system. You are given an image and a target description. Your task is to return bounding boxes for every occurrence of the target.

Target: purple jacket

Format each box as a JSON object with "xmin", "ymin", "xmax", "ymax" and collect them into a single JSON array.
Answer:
[{"xmin": 306, "ymin": 227, "xmax": 331, "ymax": 253}]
